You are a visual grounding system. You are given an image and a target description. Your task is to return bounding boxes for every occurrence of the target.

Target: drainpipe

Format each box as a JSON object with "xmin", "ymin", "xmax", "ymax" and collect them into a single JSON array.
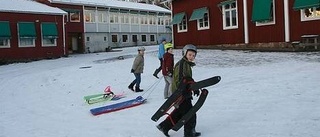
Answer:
[
  {"xmin": 243, "ymin": 0, "xmax": 249, "ymax": 44},
  {"xmin": 284, "ymin": 0, "xmax": 290, "ymax": 42},
  {"xmin": 63, "ymin": 14, "xmax": 66, "ymax": 56},
  {"xmin": 170, "ymin": 2, "xmax": 174, "ymax": 48}
]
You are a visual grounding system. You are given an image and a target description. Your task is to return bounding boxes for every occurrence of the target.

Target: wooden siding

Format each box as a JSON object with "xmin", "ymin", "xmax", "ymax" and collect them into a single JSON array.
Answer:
[
  {"xmin": 0, "ymin": 12, "xmax": 65, "ymax": 61},
  {"xmin": 172, "ymin": 0, "xmax": 320, "ymax": 49},
  {"xmin": 288, "ymin": 0, "xmax": 320, "ymax": 41},
  {"xmin": 172, "ymin": 0, "xmax": 245, "ymax": 48}
]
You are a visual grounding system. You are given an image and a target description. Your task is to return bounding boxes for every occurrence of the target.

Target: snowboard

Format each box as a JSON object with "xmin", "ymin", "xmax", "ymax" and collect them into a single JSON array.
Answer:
[{"xmin": 151, "ymin": 76, "xmax": 221, "ymax": 123}]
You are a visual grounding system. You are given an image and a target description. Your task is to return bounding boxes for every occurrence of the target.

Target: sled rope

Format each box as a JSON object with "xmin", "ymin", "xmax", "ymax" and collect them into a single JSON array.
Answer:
[{"xmin": 141, "ymin": 76, "xmax": 163, "ymax": 99}]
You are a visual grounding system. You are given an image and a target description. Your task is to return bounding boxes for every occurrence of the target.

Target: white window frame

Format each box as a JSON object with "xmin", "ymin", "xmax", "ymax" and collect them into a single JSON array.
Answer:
[
  {"xmin": 98, "ymin": 11, "xmax": 107, "ymax": 23},
  {"xmin": 109, "ymin": 12, "xmax": 119, "ymax": 23},
  {"xmin": 197, "ymin": 12, "xmax": 210, "ymax": 30},
  {"xmin": 19, "ymin": 38, "xmax": 35, "ymax": 48},
  {"xmin": 42, "ymin": 37, "xmax": 57, "ymax": 47},
  {"xmin": 222, "ymin": 1, "xmax": 238, "ymax": 30},
  {"xmin": 178, "ymin": 15, "xmax": 188, "ymax": 33},
  {"xmin": 165, "ymin": 16, "xmax": 171, "ymax": 26},
  {"xmin": 0, "ymin": 39, "xmax": 10, "ymax": 48},
  {"xmin": 70, "ymin": 11, "xmax": 81, "ymax": 22},
  {"xmin": 140, "ymin": 15, "xmax": 148, "ymax": 25},
  {"xmin": 301, "ymin": 7, "xmax": 320, "ymax": 21},
  {"xmin": 256, "ymin": 0, "xmax": 276, "ymax": 26},
  {"xmin": 85, "ymin": 10, "xmax": 96, "ymax": 23}
]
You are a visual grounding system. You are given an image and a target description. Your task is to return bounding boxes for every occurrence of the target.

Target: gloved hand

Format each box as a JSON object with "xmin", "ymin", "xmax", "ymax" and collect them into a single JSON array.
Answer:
[
  {"xmin": 193, "ymin": 89, "xmax": 200, "ymax": 97},
  {"xmin": 131, "ymin": 69, "xmax": 135, "ymax": 73},
  {"xmin": 183, "ymin": 77, "xmax": 195, "ymax": 91}
]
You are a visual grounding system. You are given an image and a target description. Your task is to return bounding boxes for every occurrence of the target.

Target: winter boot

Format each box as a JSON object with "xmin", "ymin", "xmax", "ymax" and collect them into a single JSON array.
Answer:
[
  {"xmin": 184, "ymin": 131, "xmax": 201, "ymax": 137},
  {"xmin": 135, "ymin": 87, "xmax": 144, "ymax": 92},
  {"xmin": 156, "ymin": 124, "xmax": 170, "ymax": 137},
  {"xmin": 153, "ymin": 68, "xmax": 161, "ymax": 79},
  {"xmin": 128, "ymin": 83, "xmax": 134, "ymax": 91}
]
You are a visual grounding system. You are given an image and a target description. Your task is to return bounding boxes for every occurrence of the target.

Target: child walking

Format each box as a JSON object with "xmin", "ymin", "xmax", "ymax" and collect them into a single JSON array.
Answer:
[
  {"xmin": 157, "ymin": 44, "xmax": 205, "ymax": 137},
  {"xmin": 128, "ymin": 47, "xmax": 145, "ymax": 92},
  {"xmin": 162, "ymin": 43, "xmax": 174, "ymax": 99}
]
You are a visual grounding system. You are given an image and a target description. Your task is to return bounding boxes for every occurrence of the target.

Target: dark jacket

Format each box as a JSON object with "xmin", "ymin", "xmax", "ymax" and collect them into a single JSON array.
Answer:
[
  {"xmin": 162, "ymin": 52, "xmax": 174, "ymax": 76},
  {"xmin": 171, "ymin": 57, "xmax": 195, "ymax": 95}
]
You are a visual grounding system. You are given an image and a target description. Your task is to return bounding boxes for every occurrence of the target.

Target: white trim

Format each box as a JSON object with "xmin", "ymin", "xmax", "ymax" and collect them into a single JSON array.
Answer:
[
  {"xmin": 255, "ymin": 0, "xmax": 276, "ymax": 26},
  {"xmin": 18, "ymin": 38, "xmax": 36, "ymax": 48},
  {"xmin": 222, "ymin": 1, "xmax": 239, "ymax": 30},
  {"xmin": 300, "ymin": 7, "xmax": 320, "ymax": 21},
  {"xmin": 0, "ymin": 39, "xmax": 10, "ymax": 48},
  {"xmin": 177, "ymin": 15, "xmax": 188, "ymax": 33},
  {"xmin": 197, "ymin": 12, "xmax": 210, "ymax": 30},
  {"xmin": 42, "ymin": 38, "xmax": 57, "ymax": 47}
]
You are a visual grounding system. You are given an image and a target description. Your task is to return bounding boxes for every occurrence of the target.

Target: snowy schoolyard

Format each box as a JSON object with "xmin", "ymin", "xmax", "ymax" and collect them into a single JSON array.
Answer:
[{"xmin": 0, "ymin": 45, "xmax": 320, "ymax": 137}]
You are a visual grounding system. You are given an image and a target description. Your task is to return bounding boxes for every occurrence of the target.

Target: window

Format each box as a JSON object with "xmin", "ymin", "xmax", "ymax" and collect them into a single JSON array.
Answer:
[
  {"xmin": 178, "ymin": 15, "xmax": 188, "ymax": 32},
  {"xmin": 19, "ymin": 38, "xmax": 35, "ymax": 47},
  {"xmin": 85, "ymin": 10, "xmax": 96, "ymax": 23},
  {"xmin": 150, "ymin": 35, "xmax": 155, "ymax": 42},
  {"xmin": 98, "ymin": 11, "xmax": 107, "ymax": 23},
  {"xmin": 122, "ymin": 35, "xmax": 128, "ymax": 43},
  {"xmin": 110, "ymin": 12, "xmax": 118, "ymax": 23},
  {"xmin": 41, "ymin": 23, "xmax": 57, "ymax": 47},
  {"xmin": 42, "ymin": 38, "xmax": 56, "ymax": 46},
  {"xmin": 301, "ymin": 7, "xmax": 320, "ymax": 21},
  {"xmin": 132, "ymin": 35, "xmax": 138, "ymax": 42},
  {"xmin": 70, "ymin": 11, "xmax": 80, "ymax": 22},
  {"xmin": 86, "ymin": 37, "xmax": 90, "ymax": 42},
  {"xmin": 198, "ymin": 12, "xmax": 210, "ymax": 30},
  {"xmin": 0, "ymin": 21, "xmax": 11, "ymax": 48},
  {"xmin": 112, "ymin": 35, "xmax": 118, "ymax": 42},
  {"xmin": 18, "ymin": 22, "xmax": 36, "ymax": 47},
  {"xmin": 256, "ymin": 0, "xmax": 275, "ymax": 26},
  {"xmin": 222, "ymin": 1, "xmax": 238, "ymax": 30},
  {"xmin": 141, "ymin": 15, "xmax": 148, "ymax": 25},
  {"xmin": 141, "ymin": 35, "xmax": 147, "ymax": 42},
  {"xmin": 165, "ymin": 16, "xmax": 171, "ymax": 26},
  {"xmin": 104, "ymin": 36, "xmax": 107, "ymax": 42},
  {"xmin": 0, "ymin": 39, "xmax": 10, "ymax": 48}
]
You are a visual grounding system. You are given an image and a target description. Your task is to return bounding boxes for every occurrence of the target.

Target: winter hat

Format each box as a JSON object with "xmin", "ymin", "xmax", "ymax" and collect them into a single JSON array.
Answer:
[{"xmin": 138, "ymin": 46, "xmax": 145, "ymax": 51}]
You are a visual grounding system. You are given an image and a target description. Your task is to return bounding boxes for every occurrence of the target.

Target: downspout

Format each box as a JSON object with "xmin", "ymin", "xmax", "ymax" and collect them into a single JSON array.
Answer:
[
  {"xmin": 284, "ymin": 0, "xmax": 290, "ymax": 42},
  {"xmin": 170, "ymin": 2, "xmax": 174, "ymax": 48},
  {"xmin": 82, "ymin": 5, "xmax": 86, "ymax": 53},
  {"xmin": 243, "ymin": 0, "xmax": 249, "ymax": 44},
  {"xmin": 63, "ymin": 14, "xmax": 66, "ymax": 56}
]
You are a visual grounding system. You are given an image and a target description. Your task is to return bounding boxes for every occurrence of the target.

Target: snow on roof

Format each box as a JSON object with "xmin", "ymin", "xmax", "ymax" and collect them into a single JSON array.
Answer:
[
  {"xmin": 0, "ymin": 0, "xmax": 67, "ymax": 15},
  {"xmin": 51, "ymin": 0, "xmax": 171, "ymax": 13}
]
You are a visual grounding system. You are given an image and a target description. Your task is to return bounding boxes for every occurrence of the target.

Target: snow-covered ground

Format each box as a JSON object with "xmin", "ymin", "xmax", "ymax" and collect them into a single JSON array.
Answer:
[{"xmin": 1, "ymin": 45, "xmax": 320, "ymax": 137}]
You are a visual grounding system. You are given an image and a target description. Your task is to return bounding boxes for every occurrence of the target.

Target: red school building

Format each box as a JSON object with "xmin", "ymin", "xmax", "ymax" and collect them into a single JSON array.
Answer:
[
  {"xmin": 170, "ymin": 0, "xmax": 320, "ymax": 51},
  {"xmin": 0, "ymin": 0, "xmax": 67, "ymax": 63}
]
